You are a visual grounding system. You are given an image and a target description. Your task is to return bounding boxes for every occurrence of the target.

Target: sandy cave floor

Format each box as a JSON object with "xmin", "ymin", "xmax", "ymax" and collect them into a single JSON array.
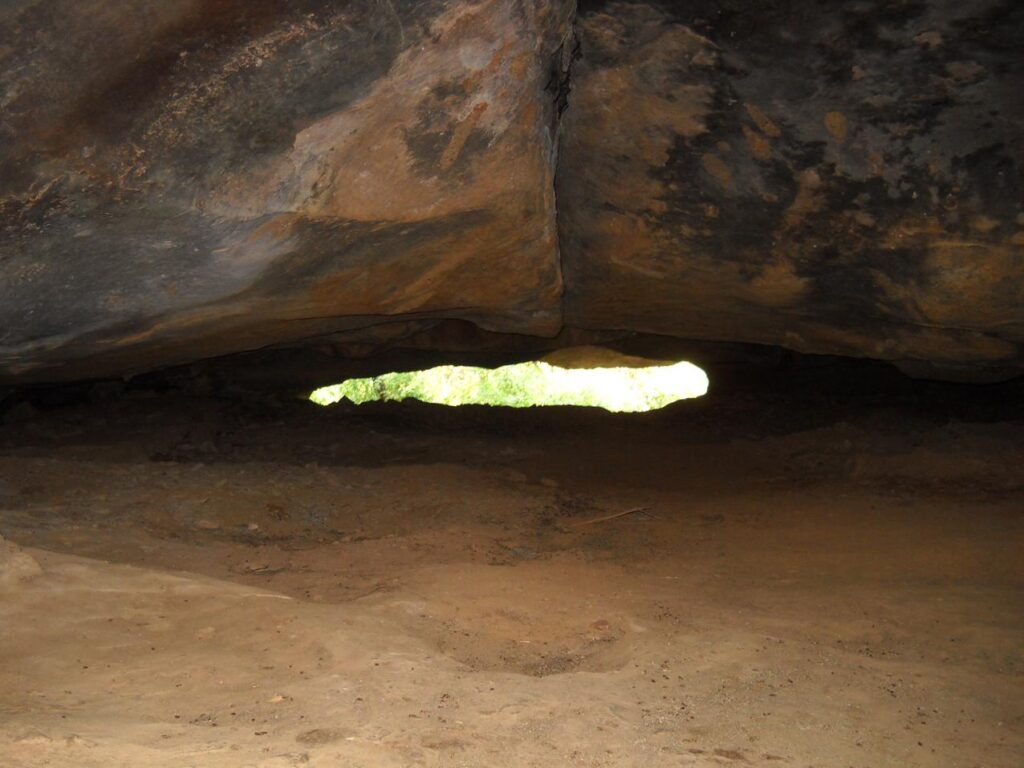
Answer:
[{"xmin": 0, "ymin": 381, "xmax": 1022, "ymax": 767}]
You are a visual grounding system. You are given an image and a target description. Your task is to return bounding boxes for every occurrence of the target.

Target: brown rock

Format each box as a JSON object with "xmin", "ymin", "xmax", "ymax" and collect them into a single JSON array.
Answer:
[
  {"xmin": 0, "ymin": 1, "xmax": 1021, "ymax": 383},
  {"xmin": 0, "ymin": 536, "xmax": 43, "ymax": 588}
]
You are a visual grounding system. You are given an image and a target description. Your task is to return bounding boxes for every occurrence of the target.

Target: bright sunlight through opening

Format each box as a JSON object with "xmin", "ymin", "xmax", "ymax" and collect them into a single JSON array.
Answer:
[{"xmin": 309, "ymin": 358, "xmax": 708, "ymax": 413}]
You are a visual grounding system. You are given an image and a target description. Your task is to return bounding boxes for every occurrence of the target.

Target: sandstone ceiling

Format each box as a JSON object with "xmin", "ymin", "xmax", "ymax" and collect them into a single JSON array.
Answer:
[{"xmin": 1, "ymin": 0, "xmax": 1022, "ymax": 384}]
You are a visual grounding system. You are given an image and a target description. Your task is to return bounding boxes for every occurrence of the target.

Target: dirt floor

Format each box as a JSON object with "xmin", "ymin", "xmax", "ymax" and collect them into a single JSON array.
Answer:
[{"xmin": 1, "ymin": 367, "xmax": 1022, "ymax": 767}]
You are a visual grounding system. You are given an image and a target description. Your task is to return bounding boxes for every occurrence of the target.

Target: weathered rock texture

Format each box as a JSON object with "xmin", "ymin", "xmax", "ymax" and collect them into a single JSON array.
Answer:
[
  {"xmin": 1, "ymin": 0, "xmax": 574, "ymax": 380},
  {"xmin": 1, "ymin": 0, "xmax": 1022, "ymax": 383},
  {"xmin": 560, "ymin": 0, "xmax": 1024, "ymax": 376}
]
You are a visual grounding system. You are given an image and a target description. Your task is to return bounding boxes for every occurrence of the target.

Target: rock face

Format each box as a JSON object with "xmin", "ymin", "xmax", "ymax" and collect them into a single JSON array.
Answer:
[
  {"xmin": 1, "ymin": 0, "xmax": 574, "ymax": 380},
  {"xmin": 1, "ymin": 0, "xmax": 1022, "ymax": 383},
  {"xmin": 560, "ymin": 0, "xmax": 1024, "ymax": 374}
]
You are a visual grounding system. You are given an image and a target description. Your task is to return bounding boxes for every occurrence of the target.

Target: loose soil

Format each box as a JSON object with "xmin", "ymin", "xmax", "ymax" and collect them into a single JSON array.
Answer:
[{"xmin": 1, "ymin": 378, "xmax": 1022, "ymax": 767}]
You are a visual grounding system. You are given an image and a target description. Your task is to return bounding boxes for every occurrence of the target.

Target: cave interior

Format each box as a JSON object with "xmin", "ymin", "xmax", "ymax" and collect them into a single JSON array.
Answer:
[{"xmin": 0, "ymin": 1, "xmax": 1022, "ymax": 766}]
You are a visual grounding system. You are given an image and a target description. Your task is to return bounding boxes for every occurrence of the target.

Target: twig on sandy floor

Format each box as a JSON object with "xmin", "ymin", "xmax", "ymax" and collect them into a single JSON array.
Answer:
[{"xmin": 572, "ymin": 506, "xmax": 650, "ymax": 527}]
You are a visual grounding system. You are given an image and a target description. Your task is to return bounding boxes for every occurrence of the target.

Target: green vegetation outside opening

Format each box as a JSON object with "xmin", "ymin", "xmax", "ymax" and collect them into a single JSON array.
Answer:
[{"xmin": 309, "ymin": 360, "xmax": 708, "ymax": 413}]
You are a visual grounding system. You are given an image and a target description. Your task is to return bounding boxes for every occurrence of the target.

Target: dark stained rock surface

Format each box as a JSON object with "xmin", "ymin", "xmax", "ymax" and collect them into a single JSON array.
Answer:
[
  {"xmin": 1, "ymin": 0, "xmax": 574, "ymax": 380},
  {"xmin": 1, "ymin": 0, "xmax": 1022, "ymax": 383},
  {"xmin": 560, "ymin": 0, "xmax": 1024, "ymax": 375}
]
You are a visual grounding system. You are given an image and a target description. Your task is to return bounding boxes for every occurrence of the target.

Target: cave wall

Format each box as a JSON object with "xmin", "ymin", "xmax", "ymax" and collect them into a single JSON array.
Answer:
[
  {"xmin": 560, "ymin": 0, "xmax": 1024, "ymax": 374},
  {"xmin": 1, "ymin": 0, "xmax": 1021, "ymax": 384},
  {"xmin": 1, "ymin": 0, "xmax": 574, "ymax": 380}
]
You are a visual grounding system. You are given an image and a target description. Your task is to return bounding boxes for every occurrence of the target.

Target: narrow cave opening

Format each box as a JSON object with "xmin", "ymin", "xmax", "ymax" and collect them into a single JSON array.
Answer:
[{"xmin": 308, "ymin": 357, "xmax": 708, "ymax": 413}]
